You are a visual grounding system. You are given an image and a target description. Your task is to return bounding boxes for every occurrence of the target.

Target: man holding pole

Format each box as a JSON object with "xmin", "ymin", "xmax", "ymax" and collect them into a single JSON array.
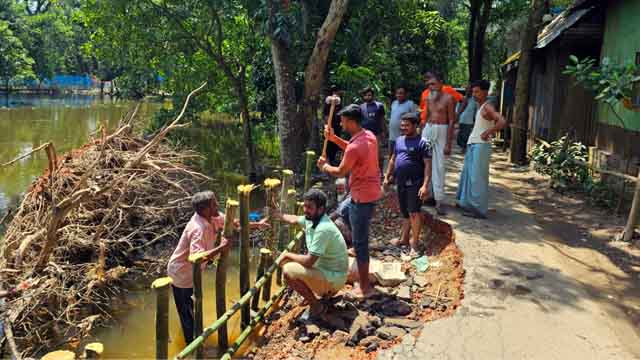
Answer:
[
  {"xmin": 318, "ymin": 104, "xmax": 382, "ymax": 299},
  {"xmin": 167, "ymin": 191, "xmax": 267, "ymax": 344},
  {"xmin": 273, "ymin": 189, "xmax": 348, "ymax": 318}
]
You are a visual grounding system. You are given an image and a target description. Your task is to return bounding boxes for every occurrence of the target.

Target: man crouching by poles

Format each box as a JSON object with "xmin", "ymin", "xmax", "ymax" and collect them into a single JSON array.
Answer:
[
  {"xmin": 167, "ymin": 191, "xmax": 268, "ymax": 344},
  {"xmin": 273, "ymin": 189, "xmax": 348, "ymax": 319}
]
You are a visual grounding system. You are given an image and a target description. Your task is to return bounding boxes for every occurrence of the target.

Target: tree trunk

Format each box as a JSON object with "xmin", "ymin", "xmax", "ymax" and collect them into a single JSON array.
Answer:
[
  {"xmin": 509, "ymin": 0, "xmax": 545, "ymax": 164},
  {"xmin": 470, "ymin": 0, "xmax": 493, "ymax": 81},
  {"xmin": 467, "ymin": 0, "xmax": 481, "ymax": 81},
  {"xmin": 268, "ymin": 0, "xmax": 349, "ymax": 169},
  {"xmin": 302, "ymin": 0, "xmax": 350, "ymax": 152},
  {"xmin": 269, "ymin": 32, "xmax": 305, "ymax": 170},
  {"xmin": 237, "ymin": 73, "xmax": 257, "ymax": 177}
]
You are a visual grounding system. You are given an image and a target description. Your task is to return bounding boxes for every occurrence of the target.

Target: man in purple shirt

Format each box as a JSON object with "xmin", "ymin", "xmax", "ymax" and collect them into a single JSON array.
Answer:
[{"xmin": 383, "ymin": 113, "xmax": 432, "ymax": 256}]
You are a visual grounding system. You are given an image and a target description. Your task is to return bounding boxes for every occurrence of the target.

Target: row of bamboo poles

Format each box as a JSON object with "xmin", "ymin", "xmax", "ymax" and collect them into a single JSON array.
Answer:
[{"xmin": 151, "ymin": 151, "xmax": 318, "ymax": 359}]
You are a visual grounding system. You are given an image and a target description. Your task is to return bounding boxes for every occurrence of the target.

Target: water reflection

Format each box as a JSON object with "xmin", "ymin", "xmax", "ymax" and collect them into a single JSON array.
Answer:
[
  {"xmin": 96, "ymin": 247, "xmax": 277, "ymax": 358},
  {"xmin": 0, "ymin": 95, "xmax": 158, "ymax": 216}
]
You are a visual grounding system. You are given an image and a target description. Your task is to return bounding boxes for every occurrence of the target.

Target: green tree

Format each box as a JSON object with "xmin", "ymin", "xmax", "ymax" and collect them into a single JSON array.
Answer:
[
  {"xmin": 0, "ymin": 20, "xmax": 34, "ymax": 89},
  {"xmin": 82, "ymin": 0, "xmax": 267, "ymax": 175},
  {"xmin": 565, "ymin": 56, "xmax": 640, "ymax": 242}
]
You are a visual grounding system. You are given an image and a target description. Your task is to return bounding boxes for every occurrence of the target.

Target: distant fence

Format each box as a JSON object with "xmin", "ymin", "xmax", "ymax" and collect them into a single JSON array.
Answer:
[{"xmin": 2, "ymin": 74, "xmax": 105, "ymax": 92}]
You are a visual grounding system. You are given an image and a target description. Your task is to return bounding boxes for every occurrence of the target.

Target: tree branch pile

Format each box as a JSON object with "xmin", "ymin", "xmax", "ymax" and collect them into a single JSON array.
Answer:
[{"xmin": 0, "ymin": 84, "xmax": 208, "ymax": 357}]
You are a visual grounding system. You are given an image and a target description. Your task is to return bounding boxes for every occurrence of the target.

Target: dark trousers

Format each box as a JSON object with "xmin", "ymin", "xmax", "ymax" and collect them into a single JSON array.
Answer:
[
  {"xmin": 172, "ymin": 285, "xmax": 194, "ymax": 344},
  {"xmin": 457, "ymin": 123, "xmax": 474, "ymax": 149}
]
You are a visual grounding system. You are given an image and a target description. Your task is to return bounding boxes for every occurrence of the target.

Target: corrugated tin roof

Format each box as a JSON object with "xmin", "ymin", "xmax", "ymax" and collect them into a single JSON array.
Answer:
[
  {"xmin": 502, "ymin": 4, "xmax": 595, "ymax": 66},
  {"xmin": 536, "ymin": 8, "xmax": 592, "ymax": 49}
]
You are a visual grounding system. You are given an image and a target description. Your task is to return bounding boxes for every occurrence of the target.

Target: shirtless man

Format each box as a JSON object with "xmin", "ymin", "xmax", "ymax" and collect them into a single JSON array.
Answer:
[{"xmin": 421, "ymin": 72, "xmax": 457, "ymax": 215}]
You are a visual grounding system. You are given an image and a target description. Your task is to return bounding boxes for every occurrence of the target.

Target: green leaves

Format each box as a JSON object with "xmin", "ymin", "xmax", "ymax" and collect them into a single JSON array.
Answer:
[
  {"xmin": 530, "ymin": 135, "xmax": 590, "ymax": 191},
  {"xmin": 565, "ymin": 56, "xmax": 639, "ymax": 108},
  {"xmin": 0, "ymin": 20, "xmax": 35, "ymax": 83}
]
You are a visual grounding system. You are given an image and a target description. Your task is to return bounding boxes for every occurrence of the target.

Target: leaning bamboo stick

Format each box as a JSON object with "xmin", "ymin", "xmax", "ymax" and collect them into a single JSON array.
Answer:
[
  {"xmin": 0, "ymin": 142, "xmax": 50, "ymax": 168},
  {"xmin": 304, "ymin": 151, "xmax": 316, "ymax": 192},
  {"xmin": 238, "ymin": 184, "xmax": 253, "ymax": 329},
  {"xmin": 216, "ymin": 200, "xmax": 238, "ymax": 351},
  {"xmin": 219, "ymin": 287, "xmax": 287, "ymax": 360},
  {"xmin": 175, "ymin": 232, "xmax": 303, "ymax": 360},
  {"xmin": 252, "ymin": 248, "xmax": 269, "ymax": 311},
  {"xmin": 151, "ymin": 277, "xmax": 172, "ymax": 360},
  {"xmin": 261, "ymin": 249, "xmax": 273, "ymax": 302}
]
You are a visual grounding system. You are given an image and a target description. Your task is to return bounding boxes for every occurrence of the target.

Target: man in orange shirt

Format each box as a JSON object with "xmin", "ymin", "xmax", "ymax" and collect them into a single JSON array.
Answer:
[{"xmin": 419, "ymin": 72, "xmax": 463, "ymax": 127}]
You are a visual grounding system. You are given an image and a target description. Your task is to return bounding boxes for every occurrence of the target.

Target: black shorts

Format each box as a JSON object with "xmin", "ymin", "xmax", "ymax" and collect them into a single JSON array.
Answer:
[{"xmin": 397, "ymin": 184, "xmax": 422, "ymax": 218}]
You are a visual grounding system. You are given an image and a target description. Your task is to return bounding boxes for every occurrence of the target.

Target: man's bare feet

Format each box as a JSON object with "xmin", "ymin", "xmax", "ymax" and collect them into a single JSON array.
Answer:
[
  {"xmin": 345, "ymin": 285, "xmax": 377, "ymax": 301},
  {"xmin": 390, "ymin": 237, "xmax": 409, "ymax": 246}
]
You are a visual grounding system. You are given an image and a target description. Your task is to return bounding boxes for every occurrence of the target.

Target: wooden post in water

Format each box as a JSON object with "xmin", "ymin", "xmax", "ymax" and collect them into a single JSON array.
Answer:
[
  {"xmin": 151, "ymin": 277, "xmax": 172, "ymax": 360},
  {"xmin": 238, "ymin": 184, "xmax": 253, "ymax": 329},
  {"xmin": 261, "ymin": 248, "xmax": 273, "ymax": 302},
  {"xmin": 304, "ymin": 150, "xmax": 316, "ymax": 193},
  {"xmin": 252, "ymin": 248, "xmax": 269, "ymax": 310},
  {"xmin": 190, "ymin": 254, "xmax": 205, "ymax": 359},
  {"xmin": 216, "ymin": 200, "xmax": 238, "ymax": 350}
]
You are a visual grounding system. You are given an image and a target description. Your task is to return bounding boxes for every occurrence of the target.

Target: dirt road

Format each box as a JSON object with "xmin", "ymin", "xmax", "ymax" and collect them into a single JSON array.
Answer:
[{"xmin": 377, "ymin": 151, "xmax": 640, "ymax": 360}]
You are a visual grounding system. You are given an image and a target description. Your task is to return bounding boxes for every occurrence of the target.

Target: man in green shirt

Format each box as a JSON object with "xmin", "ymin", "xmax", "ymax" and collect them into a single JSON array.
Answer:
[{"xmin": 274, "ymin": 189, "xmax": 348, "ymax": 318}]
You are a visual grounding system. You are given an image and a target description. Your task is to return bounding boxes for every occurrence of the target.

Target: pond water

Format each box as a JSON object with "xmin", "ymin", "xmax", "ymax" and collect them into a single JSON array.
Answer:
[{"xmin": 0, "ymin": 94, "xmax": 278, "ymax": 358}]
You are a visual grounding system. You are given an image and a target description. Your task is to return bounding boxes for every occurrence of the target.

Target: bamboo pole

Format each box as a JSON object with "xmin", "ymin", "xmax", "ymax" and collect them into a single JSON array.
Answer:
[
  {"xmin": 191, "ymin": 258, "xmax": 204, "ymax": 359},
  {"xmin": 261, "ymin": 249, "xmax": 273, "ymax": 302},
  {"xmin": 238, "ymin": 184, "xmax": 253, "ymax": 329},
  {"xmin": 84, "ymin": 343, "xmax": 104, "ymax": 359},
  {"xmin": 216, "ymin": 200, "xmax": 238, "ymax": 351},
  {"xmin": 175, "ymin": 232, "xmax": 303, "ymax": 360},
  {"xmin": 296, "ymin": 201, "xmax": 306, "ymax": 253},
  {"xmin": 286, "ymin": 189, "xmax": 299, "ymax": 256},
  {"xmin": 304, "ymin": 150, "xmax": 316, "ymax": 192},
  {"xmin": 151, "ymin": 277, "xmax": 172, "ymax": 360},
  {"xmin": 276, "ymin": 171, "xmax": 294, "ymax": 285},
  {"xmin": 251, "ymin": 248, "xmax": 269, "ymax": 311},
  {"xmin": 219, "ymin": 287, "xmax": 287, "ymax": 360},
  {"xmin": 263, "ymin": 178, "xmax": 281, "ymax": 251}
]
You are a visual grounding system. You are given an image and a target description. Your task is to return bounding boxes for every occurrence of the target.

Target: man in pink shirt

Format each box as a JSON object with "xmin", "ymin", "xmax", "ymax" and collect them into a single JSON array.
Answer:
[
  {"xmin": 167, "ymin": 191, "xmax": 229, "ymax": 344},
  {"xmin": 318, "ymin": 104, "xmax": 382, "ymax": 299},
  {"xmin": 168, "ymin": 191, "xmax": 268, "ymax": 344}
]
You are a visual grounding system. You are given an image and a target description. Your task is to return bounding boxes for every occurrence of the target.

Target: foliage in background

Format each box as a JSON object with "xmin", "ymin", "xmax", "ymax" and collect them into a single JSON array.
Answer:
[
  {"xmin": 0, "ymin": 20, "xmax": 34, "ymax": 85},
  {"xmin": 531, "ymin": 136, "xmax": 590, "ymax": 191},
  {"xmin": 530, "ymin": 136, "xmax": 617, "ymax": 209},
  {"xmin": 564, "ymin": 56, "xmax": 640, "ymax": 129}
]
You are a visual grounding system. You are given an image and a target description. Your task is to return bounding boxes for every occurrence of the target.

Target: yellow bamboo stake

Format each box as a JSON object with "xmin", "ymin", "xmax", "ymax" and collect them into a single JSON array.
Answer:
[
  {"xmin": 263, "ymin": 178, "xmax": 281, "ymax": 251},
  {"xmin": 238, "ymin": 184, "xmax": 253, "ymax": 328},
  {"xmin": 276, "ymin": 170, "xmax": 294, "ymax": 285},
  {"xmin": 151, "ymin": 277, "xmax": 172, "ymax": 360},
  {"xmin": 216, "ymin": 200, "xmax": 238, "ymax": 351},
  {"xmin": 304, "ymin": 151, "xmax": 316, "ymax": 192}
]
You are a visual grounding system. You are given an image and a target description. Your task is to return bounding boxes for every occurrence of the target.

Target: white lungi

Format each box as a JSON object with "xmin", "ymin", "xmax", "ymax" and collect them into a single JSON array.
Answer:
[{"xmin": 421, "ymin": 123, "xmax": 448, "ymax": 202}]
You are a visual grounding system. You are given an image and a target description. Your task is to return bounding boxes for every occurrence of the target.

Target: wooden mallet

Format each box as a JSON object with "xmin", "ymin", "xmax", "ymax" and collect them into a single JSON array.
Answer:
[{"xmin": 322, "ymin": 95, "xmax": 341, "ymax": 159}]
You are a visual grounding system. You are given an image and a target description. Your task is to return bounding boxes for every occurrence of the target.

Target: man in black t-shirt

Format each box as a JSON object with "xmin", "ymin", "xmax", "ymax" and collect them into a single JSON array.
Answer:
[{"xmin": 383, "ymin": 113, "xmax": 432, "ymax": 256}]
